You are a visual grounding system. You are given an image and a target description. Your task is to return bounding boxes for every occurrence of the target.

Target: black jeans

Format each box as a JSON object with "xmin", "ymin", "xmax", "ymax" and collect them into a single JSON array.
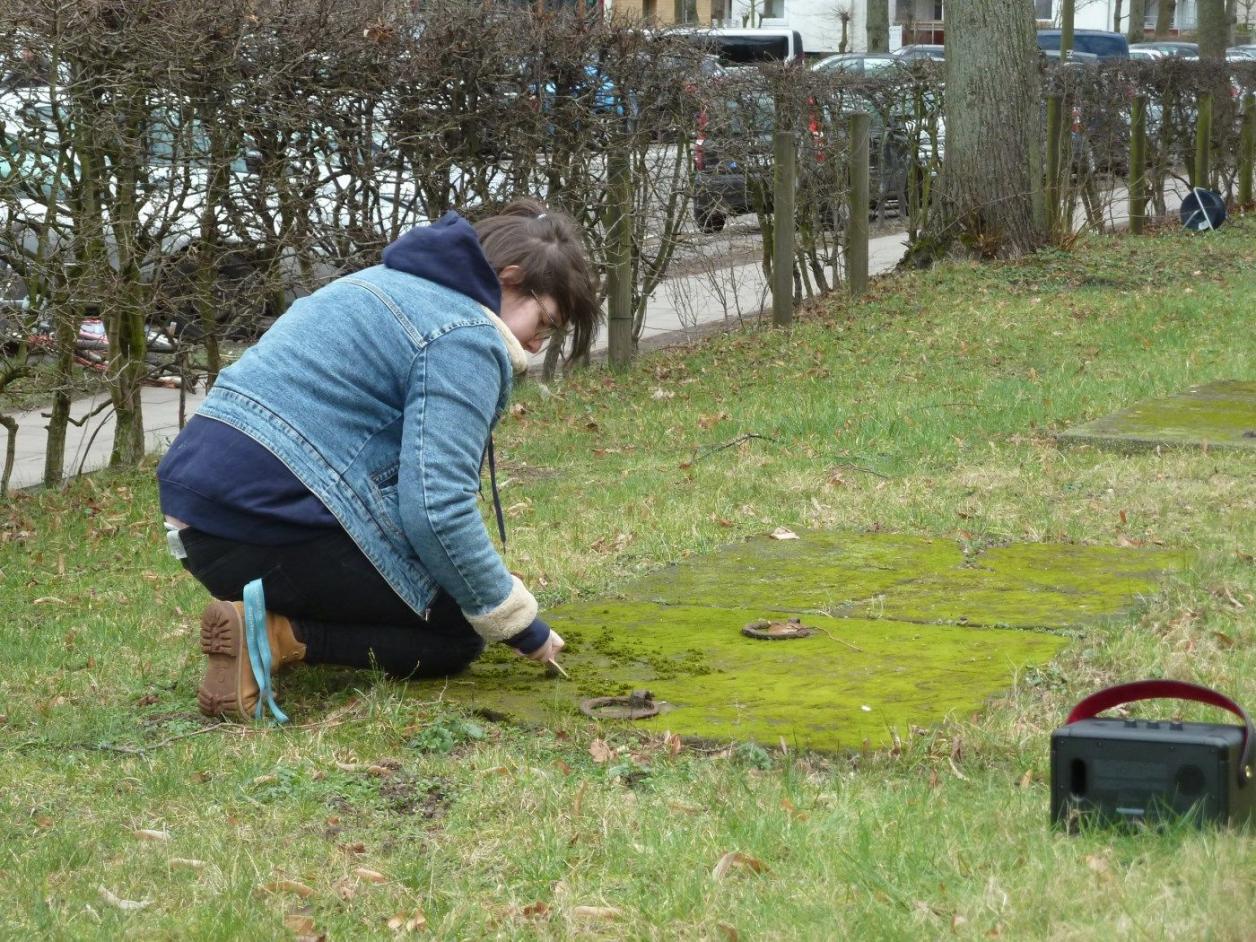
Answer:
[{"xmin": 178, "ymin": 527, "xmax": 485, "ymax": 678}]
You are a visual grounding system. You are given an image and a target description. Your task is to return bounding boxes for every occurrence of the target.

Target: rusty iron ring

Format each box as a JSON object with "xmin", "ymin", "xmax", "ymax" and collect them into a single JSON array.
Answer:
[
  {"xmin": 579, "ymin": 691, "xmax": 661, "ymax": 720},
  {"xmin": 741, "ymin": 618, "xmax": 815, "ymax": 640}
]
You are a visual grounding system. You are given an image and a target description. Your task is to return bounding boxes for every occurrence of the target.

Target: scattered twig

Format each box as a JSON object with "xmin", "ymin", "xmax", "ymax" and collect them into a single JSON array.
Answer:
[
  {"xmin": 831, "ymin": 462, "xmax": 889, "ymax": 479},
  {"xmin": 694, "ymin": 432, "xmax": 776, "ymax": 462},
  {"xmin": 807, "ymin": 624, "xmax": 865, "ymax": 653}
]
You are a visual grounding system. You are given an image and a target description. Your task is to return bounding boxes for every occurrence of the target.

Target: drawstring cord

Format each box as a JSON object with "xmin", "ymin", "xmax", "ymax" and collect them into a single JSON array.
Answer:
[{"xmin": 486, "ymin": 436, "xmax": 507, "ymax": 550}]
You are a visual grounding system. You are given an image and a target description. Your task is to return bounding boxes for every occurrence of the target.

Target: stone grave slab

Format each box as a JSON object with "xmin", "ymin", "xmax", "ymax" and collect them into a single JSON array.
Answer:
[
  {"xmin": 620, "ymin": 532, "xmax": 1185, "ymax": 629},
  {"xmin": 1057, "ymin": 380, "xmax": 1256, "ymax": 452},
  {"xmin": 423, "ymin": 533, "xmax": 1184, "ymax": 752},
  {"xmin": 441, "ymin": 601, "xmax": 1069, "ymax": 753}
]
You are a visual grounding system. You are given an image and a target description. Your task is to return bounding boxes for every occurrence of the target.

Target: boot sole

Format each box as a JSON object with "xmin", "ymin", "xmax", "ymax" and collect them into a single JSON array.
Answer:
[{"xmin": 197, "ymin": 601, "xmax": 257, "ymax": 720}]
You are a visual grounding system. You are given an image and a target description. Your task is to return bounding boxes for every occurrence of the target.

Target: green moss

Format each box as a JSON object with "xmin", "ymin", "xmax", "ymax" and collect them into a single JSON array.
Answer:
[
  {"xmin": 1057, "ymin": 380, "xmax": 1256, "ymax": 451},
  {"xmin": 426, "ymin": 601, "xmax": 1068, "ymax": 752},
  {"xmin": 417, "ymin": 532, "xmax": 1183, "ymax": 751},
  {"xmin": 618, "ymin": 532, "xmax": 1184, "ymax": 629}
]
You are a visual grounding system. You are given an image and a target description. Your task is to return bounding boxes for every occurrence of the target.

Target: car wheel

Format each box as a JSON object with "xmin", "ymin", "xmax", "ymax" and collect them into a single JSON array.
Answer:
[{"xmin": 695, "ymin": 206, "xmax": 726, "ymax": 233}]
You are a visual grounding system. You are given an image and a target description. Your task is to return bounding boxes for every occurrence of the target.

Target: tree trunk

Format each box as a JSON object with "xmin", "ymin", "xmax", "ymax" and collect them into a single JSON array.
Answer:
[
  {"xmin": 1154, "ymin": 0, "xmax": 1174, "ymax": 37},
  {"xmin": 866, "ymin": 0, "xmax": 889, "ymax": 52},
  {"xmin": 937, "ymin": 0, "xmax": 1046, "ymax": 257},
  {"xmin": 1197, "ymin": 0, "xmax": 1229, "ymax": 58},
  {"xmin": 1113, "ymin": 0, "xmax": 1124, "ymax": 33},
  {"xmin": 1127, "ymin": 0, "xmax": 1146, "ymax": 41}
]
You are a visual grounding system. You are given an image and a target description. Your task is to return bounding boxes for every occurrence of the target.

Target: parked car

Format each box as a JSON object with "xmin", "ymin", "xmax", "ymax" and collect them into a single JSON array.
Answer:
[
  {"xmin": 811, "ymin": 53, "xmax": 906, "ymax": 76},
  {"xmin": 1037, "ymin": 29, "xmax": 1130, "ymax": 61},
  {"xmin": 1225, "ymin": 46, "xmax": 1256, "ymax": 61},
  {"xmin": 1128, "ymin": 46, "xmax": 1167, "ymax": 62},
  {"xmin": 691, "ymin": 84, "xmax": 915, "ymax": 232},
  {"xmin": 672, "ymin": 27, "xmax": 805, "ymax": 69},
  {"xmin": 1131, "ymin": 41, "xmax": 1199, "ymax": 59},
  {"xmin": 894, "ymin": 44, "xmax": 945, "ymax": 62}
]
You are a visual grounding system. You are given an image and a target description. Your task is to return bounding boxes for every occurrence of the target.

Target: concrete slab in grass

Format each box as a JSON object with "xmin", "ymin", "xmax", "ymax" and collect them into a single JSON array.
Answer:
[
  {"xmin": 1057, "ymin": 380, "xmax": 1256, "ymax": 452},
  {"xmin": 419, "ymin": 533, "xmax": 1183, "ymax": 751},
  {"xmin": 434, "ymin": 601, "xmax": 1070, "ymax": 752},
  {"xmin": 619, "ymin": 532, "xmax": 1184, "ymax": 630}
]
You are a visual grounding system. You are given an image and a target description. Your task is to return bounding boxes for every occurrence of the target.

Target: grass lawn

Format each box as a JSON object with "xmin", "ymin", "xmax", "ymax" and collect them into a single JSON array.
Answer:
[{"xmin": 2, "ymin": 220, "xmax": 1254, "ymax": 939}]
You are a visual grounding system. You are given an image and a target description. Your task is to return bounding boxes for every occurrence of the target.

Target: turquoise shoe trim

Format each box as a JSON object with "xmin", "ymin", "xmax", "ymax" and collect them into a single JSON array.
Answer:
[{"xmin": 243, "ymin": 579, "xmax": 288, "ymax": 724}]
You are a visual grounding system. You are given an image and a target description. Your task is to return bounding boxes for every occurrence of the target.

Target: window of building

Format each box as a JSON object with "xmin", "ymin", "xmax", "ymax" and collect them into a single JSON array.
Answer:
[
  {"xmin": 763, "ymin": 0, "xmax": 784, "ymax": 18},
  {"xmin": 675, "ymin": 0, "xmax": 698, "ymax": 23},
  {"xmin": 1034, "ymin": 0, "xmax": 1053, "ymax": 19}
]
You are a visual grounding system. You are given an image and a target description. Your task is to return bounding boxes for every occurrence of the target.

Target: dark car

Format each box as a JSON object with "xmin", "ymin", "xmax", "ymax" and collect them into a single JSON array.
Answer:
[
  {"xmin": 691, "ymin": 85, "xmax": 914, "ymax": 232},
  {"xmin": 1037, "ymin": 29, "xmax": 1130, "ymax": 61}
]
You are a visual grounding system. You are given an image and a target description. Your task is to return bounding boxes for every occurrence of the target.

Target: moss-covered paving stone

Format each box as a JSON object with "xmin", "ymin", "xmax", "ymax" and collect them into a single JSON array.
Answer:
[
  {"xmin": 619, "ymin": 532, "xmax": 1185, "ymax": 629},
  {"xmin": 1056, "ymin": 380, "xmax": 1256, "ymax": 452},
  {"xmin": 438, "ymin": 601, "xmax": 1069, "ymax": 753},
  {"xmin": 424, "ymin": 533, "xmax": 1183, "ymax": 752}
]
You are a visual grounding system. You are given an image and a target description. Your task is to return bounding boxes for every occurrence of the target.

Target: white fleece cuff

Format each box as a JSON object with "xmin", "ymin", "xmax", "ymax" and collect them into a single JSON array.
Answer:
[{"xmin": 465, "ymin": 575, "xmax": 538, "ymax": 642}]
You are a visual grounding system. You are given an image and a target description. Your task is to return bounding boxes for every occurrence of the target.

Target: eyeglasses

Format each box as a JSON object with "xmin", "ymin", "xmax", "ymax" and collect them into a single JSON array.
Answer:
[{"xmin": 531, "ymin": 291, "xmax": 563, "ymax": 340}]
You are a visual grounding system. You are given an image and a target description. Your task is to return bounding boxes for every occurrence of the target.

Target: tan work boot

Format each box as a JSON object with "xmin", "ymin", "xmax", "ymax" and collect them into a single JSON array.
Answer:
[{"xmin": 197, "ymin": 600, "xmax": 306, "ymax": 721}]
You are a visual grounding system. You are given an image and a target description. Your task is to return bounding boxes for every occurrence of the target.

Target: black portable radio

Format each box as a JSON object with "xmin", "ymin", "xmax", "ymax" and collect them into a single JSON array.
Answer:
[{"xmin": 1050, "ymin": 680, "xmax": 1254, "ymax": 829}]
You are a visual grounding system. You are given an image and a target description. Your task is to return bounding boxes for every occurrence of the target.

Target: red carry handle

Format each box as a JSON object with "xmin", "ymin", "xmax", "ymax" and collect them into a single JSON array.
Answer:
[{"xmin": 1067, "ymin": 680, "xmax": 1253, "ymax": 787}]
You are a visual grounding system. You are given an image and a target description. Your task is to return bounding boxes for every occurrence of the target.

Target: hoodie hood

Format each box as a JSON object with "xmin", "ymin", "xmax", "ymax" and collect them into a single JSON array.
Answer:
[{"xmin": 381, "ymin": 211, "xmax": 502, "ymax": 314}]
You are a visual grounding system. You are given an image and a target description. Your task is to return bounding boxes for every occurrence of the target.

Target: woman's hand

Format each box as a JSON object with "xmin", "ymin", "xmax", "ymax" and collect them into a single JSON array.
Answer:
[{"xmin": 524, "ymin": 628, "xmax": 565, "ymax": 663}]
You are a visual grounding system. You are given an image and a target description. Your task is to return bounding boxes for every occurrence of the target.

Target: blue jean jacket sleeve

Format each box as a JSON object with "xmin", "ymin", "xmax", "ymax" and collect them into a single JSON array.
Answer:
[{"xmin": 398, "ymin": 327, "xmax": 537, "ymax": 642}]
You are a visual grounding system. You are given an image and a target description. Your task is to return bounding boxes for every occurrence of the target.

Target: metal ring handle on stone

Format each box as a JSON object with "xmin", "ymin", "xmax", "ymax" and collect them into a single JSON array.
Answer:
[
  {"xmin": 580, "ymin": 693, "xmax": 661, "ymax": 720},
  {"xmin": 741, "ymin": 618, "xmax": 814, "ymax": 640}
]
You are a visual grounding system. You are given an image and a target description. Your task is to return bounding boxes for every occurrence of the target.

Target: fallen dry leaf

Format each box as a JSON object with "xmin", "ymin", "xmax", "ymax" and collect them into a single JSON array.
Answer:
[
  {"xmin": 571, "ymin": 905, "xmax": 623, "ymax": 920},
  {"xmin": 387, "ymin": 910, "xmax": 428, "ymax": 932},
  {"xmin": 98, "ymin": 885, "xmax": 151, "ymax": 911},
  {"xmin": 712, "ymin": 851, "xmax": 768, "ymax": 880},
  {"xmin": 1018, "ymin": 769, "xmax": 1034, "ymax": 789},
  {"xmin": 588, "ymin": 739, "xmax": 613, "ymax": 763},
  {"xmin": 769, "ymin": 527, "xmax": 799, "ymax": 540},
  {"xmin": 284, "ymin": 912, "xmax": 316, "ymax": 934},
  {"xmin": 664, "ymin": 732, "xmax": 683, "ymax": 757},
  {"xmin": 354, "ymin": 867, "xmax": 387, "ymax": 884},
  {"xmin": 169, "ymin": 858, "xmax": 206, "ymax": 871},
  {"xmin": 518, "ymin": 901, "xmax": 551, "ymax": 919},
  {"xmin": 717, "ymin": 923, "xmax": 740, "ymax": 941},
  {"xmin": 261, "ymin": 879, "xmax": 315, "ymax": 898},
  {"xmin": 133, "ymin": 828, "xmax": 171, "ymax": 842}
]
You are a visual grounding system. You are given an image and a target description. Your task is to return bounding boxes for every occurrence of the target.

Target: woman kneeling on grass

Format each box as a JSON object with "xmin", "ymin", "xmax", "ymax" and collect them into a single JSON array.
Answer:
[{"xmin": 157, "ymin": 199, "xmax": 600, "ymax": 721}]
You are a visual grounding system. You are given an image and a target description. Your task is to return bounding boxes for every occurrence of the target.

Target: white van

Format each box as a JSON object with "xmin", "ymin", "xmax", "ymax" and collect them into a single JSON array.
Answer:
[{"xmin": 673, "ymin": 28, "xmax": 805, "ymax": 68}]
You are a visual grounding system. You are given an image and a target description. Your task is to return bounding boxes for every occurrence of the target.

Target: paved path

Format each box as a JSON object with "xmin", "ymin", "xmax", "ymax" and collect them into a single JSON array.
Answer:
[{"xmin": 3, "ymin": 182, "xmax": 1188, "ymax": 492}]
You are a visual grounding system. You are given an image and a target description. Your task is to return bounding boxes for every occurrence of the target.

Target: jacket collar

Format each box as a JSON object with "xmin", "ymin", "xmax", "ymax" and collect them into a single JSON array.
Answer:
[{"xmin": 482, "ymin": 306, "xmax": 529, "ymax": 377}]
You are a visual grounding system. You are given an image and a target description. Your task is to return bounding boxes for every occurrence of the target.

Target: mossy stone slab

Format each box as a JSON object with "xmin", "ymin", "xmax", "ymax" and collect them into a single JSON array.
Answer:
[
  {"xmin": 422, "ymin": 533, "xmax": 1182, "ymax": 751},
  {"xmin": 436, "ymin": 601, "xmax": 1069, "ymax": 753},
  {"xmin": 619, "ymin": 532, "xmax": 1183, "ymax": 629},
  {"xmin": 1056, "ymin": 380, "xmax": 1256, "ymax": 452}
]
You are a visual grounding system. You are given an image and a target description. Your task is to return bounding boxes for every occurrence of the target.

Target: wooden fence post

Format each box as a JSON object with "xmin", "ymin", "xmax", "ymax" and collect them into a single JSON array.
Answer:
[
  {"xmin": 1239, "ymin": 93, "xmax": 1255, "ymax": 210},
  {"xmin": 846, "ymin": 111, "xmax": 870, "ymax": 298},
  {"xmin": 1129, "ymin": 95, "xmax": 1147, "ymax": 235},
  {"xmin": 771, "ymin": 129, "xmax": 795, "ymax": 326},
  {"xmin": 1193, "ymin": 92, "xmax": 1212, "ymax": 190},
  {"xmin": 1045, "ymin": 94, "xmax": 1063, "ymax": 240},
  {"xmin": 605, "ymin": 145, "xmax": 634, "ymax": 371}
]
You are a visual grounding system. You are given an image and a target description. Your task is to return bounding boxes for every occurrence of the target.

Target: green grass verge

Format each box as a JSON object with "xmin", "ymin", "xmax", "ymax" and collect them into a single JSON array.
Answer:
[{"xmin": 1, "ymin": 221, "xmax": 1253, "ymax": 939}]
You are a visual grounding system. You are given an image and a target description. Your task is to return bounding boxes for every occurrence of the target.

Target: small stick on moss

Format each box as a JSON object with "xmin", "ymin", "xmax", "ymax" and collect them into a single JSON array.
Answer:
[{"xmin": 807, "ymin": 625, "xmax": 864, "ymax": 653}]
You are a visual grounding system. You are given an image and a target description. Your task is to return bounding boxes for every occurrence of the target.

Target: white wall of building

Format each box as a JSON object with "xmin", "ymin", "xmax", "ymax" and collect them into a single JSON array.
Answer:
[{"xmin": 726, "ymin": 0, "xmax": 858, "ymax": 55}]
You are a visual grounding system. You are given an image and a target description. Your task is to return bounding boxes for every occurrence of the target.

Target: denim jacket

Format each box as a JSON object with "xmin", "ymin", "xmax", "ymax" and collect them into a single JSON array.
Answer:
[{"xmin": 196, "ymin": 259, "xmax": 538, "ymax": 644}]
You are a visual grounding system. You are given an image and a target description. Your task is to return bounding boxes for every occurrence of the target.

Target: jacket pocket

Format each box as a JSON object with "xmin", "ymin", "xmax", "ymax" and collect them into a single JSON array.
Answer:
[{"xmin": 366, "ymin": 463, "xmax": 406, "ymax": 542}]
